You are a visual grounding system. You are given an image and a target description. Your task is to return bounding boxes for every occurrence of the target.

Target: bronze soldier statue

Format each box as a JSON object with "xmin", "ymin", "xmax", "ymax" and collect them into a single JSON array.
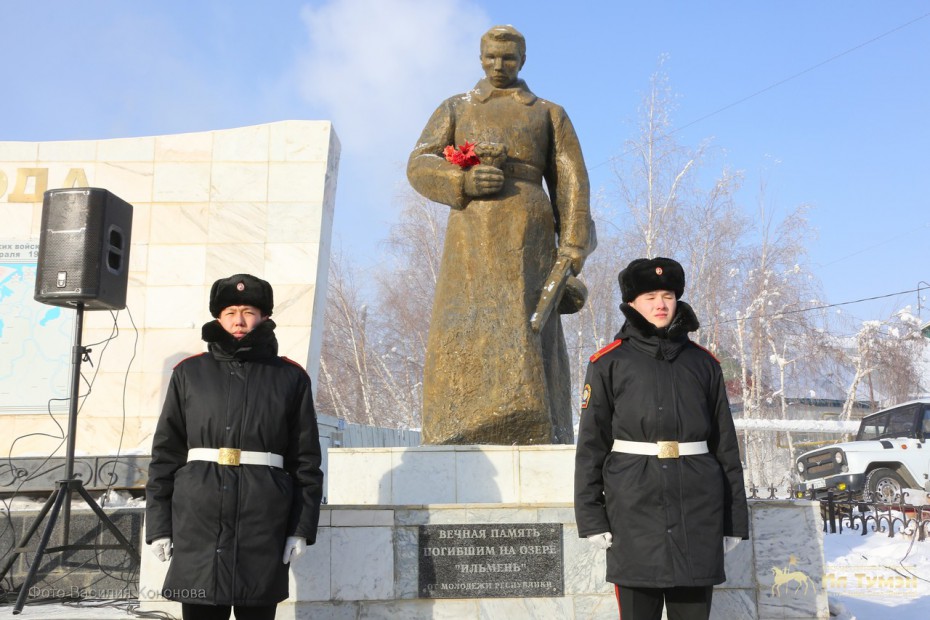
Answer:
[{"xmin": 408, "ymin": 25, "xmax": 594, "ymax": 445}]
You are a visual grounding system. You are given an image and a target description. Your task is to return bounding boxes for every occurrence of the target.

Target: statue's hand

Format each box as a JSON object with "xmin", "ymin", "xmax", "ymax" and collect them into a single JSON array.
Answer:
[
  {"xmin": 474, "ymin": 142, "xmax": 507, "ymax": 169},
  {"xmin": 464, "ymin": 164, "xmax": 504, "ymax": 197},
  {"xmin": 558, "ymin": 244, "xmax": 586, "ymax": 275}
]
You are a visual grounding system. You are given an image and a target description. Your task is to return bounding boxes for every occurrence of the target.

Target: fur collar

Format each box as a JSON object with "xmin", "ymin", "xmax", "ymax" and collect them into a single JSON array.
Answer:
[
  {"xmin": 201, "ymin": 319, "xmax": 278, "ymax": 361},
  {"xmin": 616, "ymin": 301, "xmax": 700, "ymax": 361}
]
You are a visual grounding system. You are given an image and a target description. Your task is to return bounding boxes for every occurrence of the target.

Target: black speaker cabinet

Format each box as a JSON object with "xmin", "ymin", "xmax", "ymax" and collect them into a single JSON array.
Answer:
[{"xmin": 34, "ymin": 188, "xmax": 133, "ymax": 310}]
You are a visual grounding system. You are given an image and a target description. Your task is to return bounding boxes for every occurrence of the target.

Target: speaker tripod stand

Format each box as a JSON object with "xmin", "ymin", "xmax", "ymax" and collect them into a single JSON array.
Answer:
[{"xmin": 0, "ymin": 303, "xmax": 140, "ymax": 615}]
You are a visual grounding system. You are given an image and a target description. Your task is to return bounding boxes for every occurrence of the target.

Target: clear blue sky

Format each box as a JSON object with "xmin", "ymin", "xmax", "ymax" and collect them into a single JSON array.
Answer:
[{"xmin": 2, "ymin": 1, "xmax": 927, "ymax": 325}]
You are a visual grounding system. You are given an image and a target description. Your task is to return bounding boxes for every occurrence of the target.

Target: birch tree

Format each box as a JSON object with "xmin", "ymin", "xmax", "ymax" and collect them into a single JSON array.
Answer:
[
  {"xmin": 726, "ymin": 187, "xmax": 819, "ymax": 488},
  {"xmin": 838, "ymin": 309, "xmax": 929, "ymax": 416}
]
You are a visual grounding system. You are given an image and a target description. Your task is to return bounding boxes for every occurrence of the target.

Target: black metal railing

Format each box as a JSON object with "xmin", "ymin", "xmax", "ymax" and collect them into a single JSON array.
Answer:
[{"xmin": 747, "ymin": 484, "xmax": 930, "ymax": 541}]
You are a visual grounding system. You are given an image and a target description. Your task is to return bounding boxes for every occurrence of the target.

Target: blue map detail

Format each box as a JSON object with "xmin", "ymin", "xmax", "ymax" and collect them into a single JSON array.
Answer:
[{"xmin": 0, "ymin": 260, "xmax": 72, "ymax": 412}]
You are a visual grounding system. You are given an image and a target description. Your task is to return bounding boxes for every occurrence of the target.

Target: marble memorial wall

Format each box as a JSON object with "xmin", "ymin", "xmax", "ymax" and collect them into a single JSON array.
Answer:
[
  {"xmin": 0, "ymin": 121, "xmax": 339, "ymax": 458},
  {"xmin": 139, "ymin": 500, "xmax": 830, "ymax": 619}
]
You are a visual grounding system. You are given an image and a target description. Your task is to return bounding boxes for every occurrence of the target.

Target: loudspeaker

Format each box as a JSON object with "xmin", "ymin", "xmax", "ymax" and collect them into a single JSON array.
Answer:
[{"xmin": 34, "ymin": 188, "xmax": 133, "ymax": 310}]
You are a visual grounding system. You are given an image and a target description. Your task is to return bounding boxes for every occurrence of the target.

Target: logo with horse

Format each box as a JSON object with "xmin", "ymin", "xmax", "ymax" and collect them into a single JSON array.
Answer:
[{"xmin": 771, "ymin": 555, "xmax": 816, "ymax": 597}]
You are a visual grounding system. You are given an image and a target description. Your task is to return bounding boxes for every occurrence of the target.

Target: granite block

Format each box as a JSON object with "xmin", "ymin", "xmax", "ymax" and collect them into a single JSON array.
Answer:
[
  {"xmin": 328, "ymin": 449, "xmax": 393, "ymax": 505},
  {"xmin": 268, "ymin": 161, "xmax": 327, "ymax": 202},
  {"xmin": 37, "ymin": 140, "xmax": 96, "ymax": 162},
  {"xmin": 267, "ymin": 202, "xmax": 324, "ymax": 243},
  {"xmin": 455, "ymin": 449, "xmax": 517, "ymax": 503},
  {"xmin": 265, "ymin": 242, "xmax": 320, "ymax": 285},
  {"xmin": 330, "ymin": 526, "xmax": 394, "ymax": 601},
  {"xmin": 722, "ymin": 529, "xmax": 756, "ymax": 588},
  {"xmin": 517, "ymin": 447, "xmax": 575, "ymax": 503},
  {"xmin": 97, "ymin": 136, "xmax": 155, "ymax": 162},
  {"xmin": 155, "ymin": 131, "xmax": 214, "ymax": 163},
  {"xmin": 0, "ymin": 142, "xmax": 38, "ymax": 160},
  {"xmin": 208, "ymin": 201, "xmax": 268, "ymax": 243},
  {"xmin": 330, "ymin": 509, "xmax": 394, "ymax": 527},
  {"xmin": 144, "ymin": 285, "xmax": 205, "ymax": 329},
  {"xmin": 477, "ymin": 596, "xmax": 574, "ymax": 618},
  {"xmin": 393, "ymin": 449, "xmax": 456, "ymax": 505},
  {"xmin": 149, "ymin": 203, "xmax": 209, "ymax": 244},
  {"xmin": 563, "ymin": 524, "xmax": 611, "ymax": 595},
  {"xmin": 290, "ymin": 601, "xmax": 360, "ymax": 620},
  {"xmin": 290, "ymin": 527, "xmax": 332, "ymax": 601},
  {"xmin": 210, "ymin": 162, "xmax": 269, "ymax": 202},
  {"xmin": 711, "ymin": 588, "xmax": 758, "ymax": 620},
  {"xmin": 212, "ymin": 124, "xmax": 269, "ymax": 162},
  {"xmin": 146, "ymin": 245, "xmax": 206, "ymax": 286},
  {"xmin": 460, "ymin": 507, "xmax": 540, "ymax": 524},
  {"xmin": 269, "ymin": 121, "xmax": 334, "ymax": 162},
  {"xmin": 96, "ymin": 161, "xmax": 154, "ymax": 203},
  {"xmin": 153, "ymin": 162, "xmax": 210, "ymax": 202},
  {"xmin": 394, "ymin": 526, "xmax": 419, "ymax": 599},
  {"xmin": 206, "ymin": 243, "xmax": 265, "ymax": 281},
  {"xmin": 574, "ymin": 594, "xmax": 623, "ymax": 620},
  {"xmin": 353, "ymin": 599, "xmax": 478, "ymax": 619}
]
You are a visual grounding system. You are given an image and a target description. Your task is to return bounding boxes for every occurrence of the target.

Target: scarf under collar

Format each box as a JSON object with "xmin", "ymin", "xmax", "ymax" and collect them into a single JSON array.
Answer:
[
  {"xmin": 616, "ymin": 301, "xmax": 700, "ymax": 361},
  {"xmin": 201, "ymin": 318, "xmax": 279, "ymax": 361}
]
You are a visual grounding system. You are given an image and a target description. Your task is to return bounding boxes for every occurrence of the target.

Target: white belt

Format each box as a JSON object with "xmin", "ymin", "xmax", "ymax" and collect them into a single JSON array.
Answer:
[
  {"xmin": 612, "ymin": 439, "xmax": 708, "ymax": 459},
  {"xmin": 188, "ymin": 447, "xmax": 283, "ymax": 468}
]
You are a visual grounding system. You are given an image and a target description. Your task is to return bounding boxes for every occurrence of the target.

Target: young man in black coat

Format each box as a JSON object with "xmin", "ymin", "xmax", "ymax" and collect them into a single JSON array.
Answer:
[
  {"xmin": 574, "ymin": 257, "xmax": 748, "ymax": 620},
  {"xmin": 146, "ymin": 274, "xmax": 323, "ymax": 620}
]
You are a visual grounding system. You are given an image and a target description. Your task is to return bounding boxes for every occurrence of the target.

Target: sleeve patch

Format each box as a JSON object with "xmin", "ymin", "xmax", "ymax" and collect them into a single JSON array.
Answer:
[{"xmin": 581, "ymin": 384, "xmax": 591, "ymax": 409}]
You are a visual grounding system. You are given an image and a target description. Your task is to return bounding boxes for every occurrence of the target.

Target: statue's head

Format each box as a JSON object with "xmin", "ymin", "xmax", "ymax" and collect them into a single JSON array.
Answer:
[{"xmin": 480, "ymin": 25, "xmax": 526, "ymax": 89}]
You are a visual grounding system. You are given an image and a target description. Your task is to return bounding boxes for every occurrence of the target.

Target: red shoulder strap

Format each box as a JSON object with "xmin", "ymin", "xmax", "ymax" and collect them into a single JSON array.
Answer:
[
  {"xmin": 589, "ymin": 339, "xmax": 622, "ymax": 363},
  {"xmin": 282, "ymin": 356, "xmax": 310, "ymax": 376},
  {"xmin": 173, "ymin": 352, "xmax": 207, "ymax": 369},
  {"xmin": 691, "ymin": 342, "xmax": 720, "ymax": 363}
]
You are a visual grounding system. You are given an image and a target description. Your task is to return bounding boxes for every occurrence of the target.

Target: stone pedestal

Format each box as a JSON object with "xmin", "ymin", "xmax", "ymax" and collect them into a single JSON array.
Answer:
[
  {"xmin": 327, "ymin": 445, "xmax": 575, "ymax": 505},
  {"xmin": 139, "ymin": 446, "xmax": 830, "ymax": 619}
]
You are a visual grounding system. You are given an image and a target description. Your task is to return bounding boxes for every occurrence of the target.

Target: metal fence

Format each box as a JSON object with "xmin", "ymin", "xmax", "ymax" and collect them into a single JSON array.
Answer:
[{"xmin": 749, "ymin": 484, "xmax": 930, "ymax": 541}]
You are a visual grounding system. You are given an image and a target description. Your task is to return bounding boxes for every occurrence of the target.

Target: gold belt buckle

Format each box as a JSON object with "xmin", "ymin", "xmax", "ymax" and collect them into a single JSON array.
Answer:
[
  {"xmin": 217, "ymin": 447, "xmax": 241, "ymax": 466},
  {"xmin": 657, "ymin": 441, "xmax": 680, "ymax": 459}
]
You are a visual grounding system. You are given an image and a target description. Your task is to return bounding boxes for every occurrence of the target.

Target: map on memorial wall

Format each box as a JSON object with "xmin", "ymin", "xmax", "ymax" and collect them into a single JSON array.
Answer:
[{"xmin": 0, "ymin": 240, "xmax": 72, "ymax": 413}]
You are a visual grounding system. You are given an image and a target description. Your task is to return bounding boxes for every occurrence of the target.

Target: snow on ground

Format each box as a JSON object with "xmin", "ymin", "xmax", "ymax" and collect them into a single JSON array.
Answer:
[
  {"xmin": 735, "ymin": 418, "xmax": 860, "ymax": 434},
  {"xmin": 823, "ymin": 516, "xmax": 930, "ymax": 619},
  {"xmin": 1, "ymin": 490, "xmax": 144, "ymax": 512}
]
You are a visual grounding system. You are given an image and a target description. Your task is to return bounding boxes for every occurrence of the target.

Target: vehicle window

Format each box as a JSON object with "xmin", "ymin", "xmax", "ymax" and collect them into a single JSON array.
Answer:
[
  {"xmin": 858, "ymin": 412, "xmax": 889, "ymax": 440},
  {"xmin": 857, "ymin": 405, "xmax": 921, "ymax": 440},
  {"xmin": 921, "ymin": 407, "xmax": 930, "ymax": 437},
  {"xmin": 887, "ymin": 407, "xmax": 918, "ymax": 437}
]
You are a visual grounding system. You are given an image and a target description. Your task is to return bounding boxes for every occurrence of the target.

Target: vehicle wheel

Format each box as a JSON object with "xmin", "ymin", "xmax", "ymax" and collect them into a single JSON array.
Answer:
[{"xmin": 865, "ymin": 468, "xmax": 906, "ymax": 503}]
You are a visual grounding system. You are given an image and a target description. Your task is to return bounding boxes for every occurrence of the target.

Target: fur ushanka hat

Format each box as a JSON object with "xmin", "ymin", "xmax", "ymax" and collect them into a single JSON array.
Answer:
[
  {"xmin": 209, "ymin": 273, "xmax": 274, "ymax": 317},
  {"xmin": 618, "ymin": 257, "xmax": 685, "ymax": 302}
]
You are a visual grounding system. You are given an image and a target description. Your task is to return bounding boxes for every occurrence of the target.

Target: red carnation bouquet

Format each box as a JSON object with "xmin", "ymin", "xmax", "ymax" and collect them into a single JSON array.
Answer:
[{"xmin": 444, "ymin": 141, "xmax": 480, "ymax": 169}]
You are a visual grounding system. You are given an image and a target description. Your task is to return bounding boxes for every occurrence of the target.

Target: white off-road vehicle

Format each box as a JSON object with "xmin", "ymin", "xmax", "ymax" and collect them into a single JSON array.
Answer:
[{"xmin": 794, "ymin": 399, "xmax": 930, "ymax": 502}]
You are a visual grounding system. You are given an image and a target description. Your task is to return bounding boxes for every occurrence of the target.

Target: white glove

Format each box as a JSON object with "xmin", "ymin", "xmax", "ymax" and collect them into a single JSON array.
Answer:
[
  {"xmin": 587, "ymin": 532, "xmax": 613, "ymax": 550},
  {"xmin": 283, "ymin": 535, "xmax": 306, "ymax": 564},
  {"xmin": 723, "ymin": 536, "xmax": 741, "ymax": 554},
  {"xmin": 151, "ymin": 537, "xmax": 172, "ymax": 562}
]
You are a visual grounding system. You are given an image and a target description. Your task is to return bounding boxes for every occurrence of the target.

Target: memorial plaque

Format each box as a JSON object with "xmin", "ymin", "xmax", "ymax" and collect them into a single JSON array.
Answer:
[{"xmin": 418, "ymin": 523, "xmax": 563, "ymax": 598}]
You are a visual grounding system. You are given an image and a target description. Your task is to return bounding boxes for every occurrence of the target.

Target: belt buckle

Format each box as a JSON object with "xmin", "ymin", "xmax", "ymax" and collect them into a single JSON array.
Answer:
[
  {"xmin": 218, "ymin": 447, "xmax": 241, "ymax": 466},
  {"xmin": 657, "ymin": 441, "xmax": 679, "ymax": 459}
]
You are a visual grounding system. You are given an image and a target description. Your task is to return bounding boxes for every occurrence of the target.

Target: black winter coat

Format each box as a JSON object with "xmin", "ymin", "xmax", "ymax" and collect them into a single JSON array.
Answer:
[
  {"xmin": 574, "ymin": 302, "xmax": 748, "ymax": 588},
  {"xmin": 145, "ymin": 320, "xmax": 323, "ymax": 605}
]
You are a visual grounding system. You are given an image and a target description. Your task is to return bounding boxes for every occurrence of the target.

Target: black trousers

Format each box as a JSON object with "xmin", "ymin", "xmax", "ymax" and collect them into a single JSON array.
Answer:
[
  {"xmin": 181, "ymin": 603, "xmax": 276, "ymax": 620},
  {"xmin": 615, "ymin": 585, "xmax": 714, "ymax": 620}
]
